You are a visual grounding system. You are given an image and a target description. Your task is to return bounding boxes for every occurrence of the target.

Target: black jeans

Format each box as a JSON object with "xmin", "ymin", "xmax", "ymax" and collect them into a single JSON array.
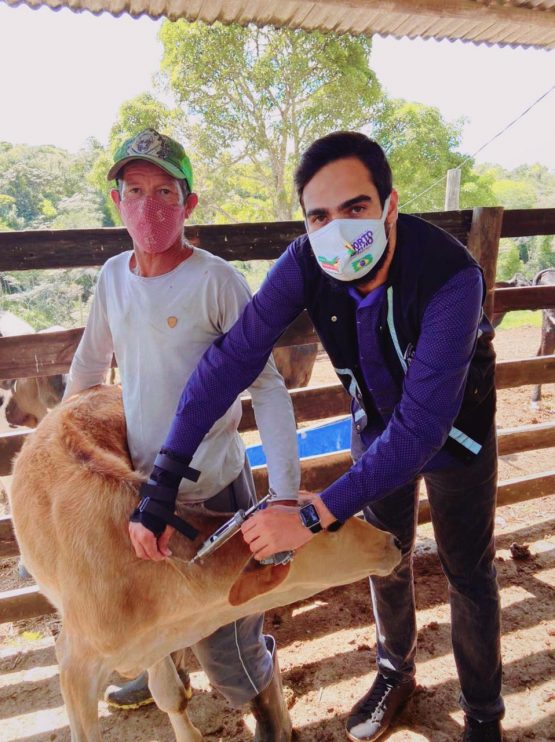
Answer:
[{"xmin": 362, "ymin": 427, "xmax": 504, "ymax": 722}]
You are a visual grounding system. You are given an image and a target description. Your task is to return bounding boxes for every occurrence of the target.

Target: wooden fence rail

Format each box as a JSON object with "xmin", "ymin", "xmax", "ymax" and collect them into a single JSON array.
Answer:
[
  {"xmin": 1, "ymin": 356, "xmax": 554, "ymax": 477},
  {"xmin": 1, "ymin": 287, "xmax": 554, "ymax": 380},
  {"xmin": 0, "ymin": 208, "xmax": 554, "ymax": 271}
]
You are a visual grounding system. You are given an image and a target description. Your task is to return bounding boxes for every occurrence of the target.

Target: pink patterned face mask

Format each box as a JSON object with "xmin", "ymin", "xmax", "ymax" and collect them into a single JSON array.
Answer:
[{"xmin": 119, "ymin": 197, "xmax": 186, "ymax": 254}]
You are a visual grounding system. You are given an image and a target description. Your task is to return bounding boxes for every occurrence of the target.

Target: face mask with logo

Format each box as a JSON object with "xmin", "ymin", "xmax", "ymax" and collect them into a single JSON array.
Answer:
[
  {"xmin": 308, "ymin": 195, "xmax": 391, "ymax": 282},
  {"xmin": 120, "ymin": 196, "xmax": 186, "ymax": 255}
]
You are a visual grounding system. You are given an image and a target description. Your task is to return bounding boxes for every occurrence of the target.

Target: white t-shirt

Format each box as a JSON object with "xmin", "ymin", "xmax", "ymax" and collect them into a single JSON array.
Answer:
[{"xmin": 65, "ymin": 248, "xmax": 300, "ymax": 502}]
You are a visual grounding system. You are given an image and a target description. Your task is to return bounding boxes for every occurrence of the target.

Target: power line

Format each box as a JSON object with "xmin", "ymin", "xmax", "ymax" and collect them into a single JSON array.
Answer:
[{"xmin": 399, "ymin": 83, "xmax": 555, "ymax": 210}]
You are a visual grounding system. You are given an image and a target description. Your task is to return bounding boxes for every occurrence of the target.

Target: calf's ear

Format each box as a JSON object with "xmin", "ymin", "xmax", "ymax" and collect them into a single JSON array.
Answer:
[{"xmin": 228, "ymin": 559, "xmax": 290, "ymax": 606}]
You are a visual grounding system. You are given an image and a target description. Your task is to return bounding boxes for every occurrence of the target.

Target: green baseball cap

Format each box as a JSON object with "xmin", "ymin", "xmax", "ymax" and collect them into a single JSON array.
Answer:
[{"xmin": 107, "ymin": 128, "xmax": 194, "ymax": 190}]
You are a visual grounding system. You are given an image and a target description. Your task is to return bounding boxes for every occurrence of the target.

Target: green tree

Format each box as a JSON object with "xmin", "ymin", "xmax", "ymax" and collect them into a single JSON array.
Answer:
[
  {"xmin": 159, "ymin": 22, "xmax": 381, "ymax": 220},
  {"xmin": 0, "ymin": 141, "xmax": 108, "ymax": 230},
  {"xmin": 497, "ymin": 240, "xmax": 525, "ymax": 281},
  {"xmin": 372, "ymin": 100, "xmax": 496, "ymax": 211},
  {"xmin": 0, "ymin": 193, "xmax": 17, "ymax": 230}
]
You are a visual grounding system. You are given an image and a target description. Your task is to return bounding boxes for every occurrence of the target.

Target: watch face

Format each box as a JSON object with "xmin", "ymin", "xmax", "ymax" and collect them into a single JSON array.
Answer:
[{"xmin": 300, "ymin": 503, "xmax": 320, "ymax": 528}]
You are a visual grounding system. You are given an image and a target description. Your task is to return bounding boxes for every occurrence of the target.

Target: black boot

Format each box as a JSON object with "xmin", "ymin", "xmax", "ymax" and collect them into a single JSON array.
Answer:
[
  {"xmin": 346, "ymin": 672, "xmax": 416, "ymax": 741},
  {"xmin": 462, "ymin": 716, "xmax": 504, "ymax": 741},
  {"xmin": 104, "ymin": 668, "xmax": 191, "ymax": 710},
  {"xmin": 250, "ymin": 635, "xmax": 292, "ymax": 742}
]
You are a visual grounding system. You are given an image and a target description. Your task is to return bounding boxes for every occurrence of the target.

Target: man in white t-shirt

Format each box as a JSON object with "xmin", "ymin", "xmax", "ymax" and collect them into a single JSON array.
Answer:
[{"xmin": 64, "ymin": 129, "xmax": 299, "ymax": 740}]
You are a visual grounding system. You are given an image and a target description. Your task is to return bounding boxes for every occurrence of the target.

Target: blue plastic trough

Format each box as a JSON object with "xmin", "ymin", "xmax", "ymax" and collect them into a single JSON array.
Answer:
[{"xmin": 246, "ymin": 416, "xmax": 351, "ymax": 468}]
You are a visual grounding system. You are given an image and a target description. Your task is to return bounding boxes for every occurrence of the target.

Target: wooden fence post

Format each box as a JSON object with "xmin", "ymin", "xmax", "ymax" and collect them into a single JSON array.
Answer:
[
  {"xmin": 444, "ymin": 168, "xmax": 461, "ymax": 210},
  {"xmin": 466, "ymin": 206, "xmax": 504, "ymax": 320}
]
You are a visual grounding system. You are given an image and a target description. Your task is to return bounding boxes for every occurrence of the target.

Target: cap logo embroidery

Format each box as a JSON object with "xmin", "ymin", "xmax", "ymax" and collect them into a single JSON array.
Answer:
[
  {"xmin": 128, "ymin": 130, "xmax": 168, "ymax": 159},
  {"xmin": 167, "ymin": 316, "xmax": 178, "ymax": 328}
]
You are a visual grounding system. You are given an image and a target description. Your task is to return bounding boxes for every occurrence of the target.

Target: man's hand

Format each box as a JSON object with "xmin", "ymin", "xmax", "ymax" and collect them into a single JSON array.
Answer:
[
  {"xmin": 129, "ymin": 521, "xmax": 174, "ymax": 561},
  {"xmin": 241, "ymin": 504, "xmax": 312, "ymax": 561}
]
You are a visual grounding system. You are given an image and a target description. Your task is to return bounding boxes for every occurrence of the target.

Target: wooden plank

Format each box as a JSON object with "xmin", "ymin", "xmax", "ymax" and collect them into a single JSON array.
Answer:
[
  {"xmin": 493, "ymin": 285, "xmax": 555, "ymax": 314},
  {"xmin": 0, "ymin": 328, "xmax": 84, "ymax": 379},
  {"xmin": 1, "ymin": 415, "xmax": 552, "ymax": 489},
  {"xmin": 255, "ymin": 460, "xmax": 555, "ymax": 527},
  {"xmin": 0, "ymin": 208, "xmax": 553, "ymax": 273},
  {"xmin": 417, "ymin": 471, "xmax": 555, "ymax": 524},
  {"xmin": 0, "ymin": 223, "xmax": 302, "ymax": 269},
  {"xmin": 496, "ymin": 355, "xmax": 555, "ymax": 389},
  {"xmin": 410, "ymin": 210, "xmax": 472, "ymax": 244},
  {"xmin": 495, "ymin": 469, "xmax": 555, "ymax": 507},
  {"xmin": 444, "ymin": 169, "xmax": 461, "ymax": 211},
  {"xmin": 0, "ymin": 585, "xmax": 56, "ymax": 623},
  {"xmin": 500, "ymin": 208, "xmax": 555, "ymax": 239},
  {"xmin": 2, "ymin": 417, "xmax": 551, "ymax": 498},
  {"xmin": 4, "ymin": 280, "xmax": 554, "ymax": 380},
  {"xmin": 498, "ymin": 422, "xmax": 555, "ymax": 456},
  {"xmin": 0, "ymin": 384, "xmax": 349, "ymax": 476},
  {"xmin": 467, "ymin": 207, "xmax": 504, "ymax": 320},
  {"xmin": 240, "ymin": 382, "xmax": 349, "ymax": 432}
]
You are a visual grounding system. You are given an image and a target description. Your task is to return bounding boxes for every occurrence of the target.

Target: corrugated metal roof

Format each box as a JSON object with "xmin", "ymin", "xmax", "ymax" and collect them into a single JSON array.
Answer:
[{"xmin": 3, "ymin": 0, "xmax": 555, "ymax": 49}]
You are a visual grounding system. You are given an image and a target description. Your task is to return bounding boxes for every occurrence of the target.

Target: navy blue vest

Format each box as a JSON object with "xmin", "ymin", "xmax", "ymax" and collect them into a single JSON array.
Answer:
[{"xmin": 291, "ymin": 213, "xmax": 496, "ymax": 464}]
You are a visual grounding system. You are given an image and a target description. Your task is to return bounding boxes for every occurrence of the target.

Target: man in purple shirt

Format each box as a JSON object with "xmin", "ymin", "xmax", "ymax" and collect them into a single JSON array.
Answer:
[{"xmin": 131, "ymin": 132, "xmax": 504, "ymax": 742}]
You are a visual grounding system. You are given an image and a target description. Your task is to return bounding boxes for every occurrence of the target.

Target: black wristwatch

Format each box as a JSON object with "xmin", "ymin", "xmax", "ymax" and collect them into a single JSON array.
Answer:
[{"xmin": 299, "ymin": 503, "xmax": 323, "ymax": 534}]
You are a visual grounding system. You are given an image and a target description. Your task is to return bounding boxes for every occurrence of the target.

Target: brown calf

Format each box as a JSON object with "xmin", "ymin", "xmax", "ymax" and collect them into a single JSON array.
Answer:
[
  {"xmin": 9, "ymin": 384, "xmax": 400, "ymax": 742},
  {"xmin": 5, "ymin": 374, "xmax": 66, "ymax": 427},
  {"xmin": 273, "ymin": 343, "xmax": 319, "ymax": 388}
]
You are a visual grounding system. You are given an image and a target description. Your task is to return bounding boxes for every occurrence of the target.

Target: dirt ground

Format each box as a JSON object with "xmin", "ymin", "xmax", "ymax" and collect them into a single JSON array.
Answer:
[{"xmin": 0, "ymin": 324, "xmax": 554, "ymax": 742}]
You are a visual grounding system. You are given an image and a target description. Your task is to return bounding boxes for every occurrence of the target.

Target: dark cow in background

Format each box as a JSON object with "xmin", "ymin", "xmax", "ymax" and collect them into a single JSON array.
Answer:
[{"xmin": 531, "ymin": 267, "xmax": 555, "ymax": 408}]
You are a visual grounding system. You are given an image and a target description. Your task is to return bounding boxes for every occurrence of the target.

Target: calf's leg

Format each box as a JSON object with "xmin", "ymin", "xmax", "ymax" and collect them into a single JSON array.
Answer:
[
  {"xmin": 56, "ymin": 629, "xmax": 108, "ymax": 742},
  {"xmin": 148, "ymin": 656, "xmax": 202, "ymax": 742}
]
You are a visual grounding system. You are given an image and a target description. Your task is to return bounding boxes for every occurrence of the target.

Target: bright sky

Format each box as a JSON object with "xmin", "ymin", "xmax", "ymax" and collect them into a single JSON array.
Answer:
[{"xmin": 0, "ymin": 3, "xmax": 554, "ymax": 171}]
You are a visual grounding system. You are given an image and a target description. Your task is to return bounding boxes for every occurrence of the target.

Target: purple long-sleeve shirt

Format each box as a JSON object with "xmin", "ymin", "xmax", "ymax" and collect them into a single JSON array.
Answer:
[{"xmin": 164, "ymin": 243, "xmax": 484, "ymax": 522}]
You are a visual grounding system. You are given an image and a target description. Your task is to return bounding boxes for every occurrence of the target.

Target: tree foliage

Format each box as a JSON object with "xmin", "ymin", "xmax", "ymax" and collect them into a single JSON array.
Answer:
[
  {"xmin": 372, "ymin": 100, "xmax": 495, "ymax": 211},
  {"xmin": 159, "ymin": 22, "xmax": 381, "ymax": 219},
  {"xmin": 0, "ymin": 140, "xmax": 107, "ymax": 230}
]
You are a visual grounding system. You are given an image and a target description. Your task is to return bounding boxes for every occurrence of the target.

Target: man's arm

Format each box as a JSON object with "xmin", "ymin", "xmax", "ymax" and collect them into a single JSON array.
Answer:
[
  {"xmin": 320, "ymin": 266, "xmax": 486, "ymax": 522},
  {"xmin": 63, "ymin": 270, "xmax": 114, "ymax": 400}
]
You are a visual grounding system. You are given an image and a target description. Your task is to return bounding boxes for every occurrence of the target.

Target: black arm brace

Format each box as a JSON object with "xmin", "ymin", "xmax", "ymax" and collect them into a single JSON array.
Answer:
[{"xmin": 130, "ymin": 452, "xmax": 201, "ymax": 540}]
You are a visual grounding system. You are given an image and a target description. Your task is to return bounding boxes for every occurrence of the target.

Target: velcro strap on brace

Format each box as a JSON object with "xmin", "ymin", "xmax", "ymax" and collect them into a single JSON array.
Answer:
[
  {"xmin": 137, "ymin": 482, "xmax": 199, "ymax": 541},
  {"xmin": 138, "ymin": 497, "xmax": 199, "ymax": 541},
  {"xmin": 154, "ymin": 452, "xmax": 201, "ymax": 483}
]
